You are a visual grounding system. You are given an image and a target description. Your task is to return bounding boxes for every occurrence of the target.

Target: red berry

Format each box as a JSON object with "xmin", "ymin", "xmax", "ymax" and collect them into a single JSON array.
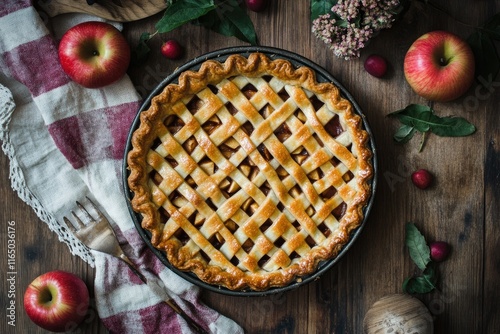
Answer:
[
  {"xmin": 364, "ymin": 54, "xmax": 388, "ymax": 78},
  {"xmin": 430, "ymin": 241, "xmax": 451, "ymax": 262},
  {"xmin": 411, "ymin": 169, "xmax": 433, "ymax": 189},
  {"xmin": 161, "ymin": 40, "xmax": 183, "ymax": 60},
  {"xmin": 245, "ymin": 0, "xmax": 268, "ymax": 12}
]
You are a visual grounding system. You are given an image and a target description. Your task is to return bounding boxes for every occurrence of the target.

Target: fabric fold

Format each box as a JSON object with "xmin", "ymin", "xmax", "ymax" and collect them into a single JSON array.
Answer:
[{"xmin": 0, "ymin": 3, "xmax": 243, "ymax": 333}]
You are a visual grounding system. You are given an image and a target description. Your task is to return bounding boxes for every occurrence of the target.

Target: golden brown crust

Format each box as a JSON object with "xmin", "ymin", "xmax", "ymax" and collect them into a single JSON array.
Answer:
[{"xmin": 127, "ymin": 53, "xmax": 373, "ymax": 291}]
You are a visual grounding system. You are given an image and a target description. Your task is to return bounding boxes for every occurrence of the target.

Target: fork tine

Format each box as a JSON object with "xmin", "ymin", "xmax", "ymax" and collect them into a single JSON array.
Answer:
[
  {"xmin": 85, "ymin": 197, "xmax": 109, "ymax": 224},
  {"xmin": 76, "ymin": 200, "xmax": 93, "ymax": 219},
  {"xmin": 71, "ymin": 210, "xmax": 86, "ymax": 229},
  {"xmin": 63, "ymin": 216, "xmax": 78, "ymax": 234}
]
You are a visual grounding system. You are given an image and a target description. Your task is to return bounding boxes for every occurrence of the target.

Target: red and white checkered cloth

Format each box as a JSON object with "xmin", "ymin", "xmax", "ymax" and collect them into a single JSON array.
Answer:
[{"xmin": 0, "ymin": 2, "xmax": 243, "ymax": 333}]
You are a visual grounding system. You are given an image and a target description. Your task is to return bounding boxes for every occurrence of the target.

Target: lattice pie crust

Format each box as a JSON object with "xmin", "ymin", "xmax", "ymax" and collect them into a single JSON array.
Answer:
[{"xmin": 127, "ymin": 53, "xmax": 373, "ymax": 291}]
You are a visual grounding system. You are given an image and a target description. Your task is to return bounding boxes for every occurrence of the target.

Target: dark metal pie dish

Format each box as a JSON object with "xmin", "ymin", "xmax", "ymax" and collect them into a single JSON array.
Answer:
[{"xmin": 123, "ymin": 46, "xmax": 377, "ymax": 296}]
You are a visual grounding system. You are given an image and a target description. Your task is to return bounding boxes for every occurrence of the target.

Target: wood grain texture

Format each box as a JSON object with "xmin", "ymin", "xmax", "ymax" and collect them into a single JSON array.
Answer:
[
  {"xmin": 38, "ymin": 0, "xmax": 167, "ymax": 22},
  {"xmin": 1, "ymin": 1, "xmax": 499, "ymax": 333}
]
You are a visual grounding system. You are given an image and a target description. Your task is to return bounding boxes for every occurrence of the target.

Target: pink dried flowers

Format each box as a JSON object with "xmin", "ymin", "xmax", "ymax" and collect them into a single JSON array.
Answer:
[{"xmin": 312, "ymin": 0, "xmax": 405, "ymax": 60}]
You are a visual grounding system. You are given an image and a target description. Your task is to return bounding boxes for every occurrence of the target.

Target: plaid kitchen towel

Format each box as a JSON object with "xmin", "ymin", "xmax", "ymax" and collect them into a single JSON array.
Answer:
[{"xmin": 0, "ymin": 2, "xmax": 243, "ymax": 333}]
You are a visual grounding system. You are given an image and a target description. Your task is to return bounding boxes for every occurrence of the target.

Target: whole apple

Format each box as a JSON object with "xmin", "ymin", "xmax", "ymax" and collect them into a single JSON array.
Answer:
[
  {"xmin": 24, "ymin": 270, "xmax": 90, "ymax": 332},
  {"xmin": 58, "ymin": 21, "xmax": 131, "ymax": 88},
  {"xmin": 404, "ymin": 30, "xmax": 475, "ymax": 102}
]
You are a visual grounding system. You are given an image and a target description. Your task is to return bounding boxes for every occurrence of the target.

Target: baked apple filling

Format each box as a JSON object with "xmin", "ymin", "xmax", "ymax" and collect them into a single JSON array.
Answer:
[{"xmin": 128, "ymin": 53, "xmax": 372, "ymax": 290}]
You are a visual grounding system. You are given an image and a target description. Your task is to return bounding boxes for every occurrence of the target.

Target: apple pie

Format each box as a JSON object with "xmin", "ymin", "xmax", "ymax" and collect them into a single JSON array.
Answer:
[{"xmin": 127, "ymin": 52, "xmax": 373, "ymax": 291}]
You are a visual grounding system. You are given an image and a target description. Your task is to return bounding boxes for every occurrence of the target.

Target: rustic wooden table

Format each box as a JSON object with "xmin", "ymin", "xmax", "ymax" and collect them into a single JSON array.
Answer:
[{"xmin": 1, "ymin": 1, "xmax": 499, "ymax": 333}]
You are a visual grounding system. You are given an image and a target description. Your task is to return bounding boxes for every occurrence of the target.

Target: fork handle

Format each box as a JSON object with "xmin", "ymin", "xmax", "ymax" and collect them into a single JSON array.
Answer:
[
  {"xmin": 118, "ymin": 255, "xmax": 209, "ymax": 334},
  {"xmin": 119, "ymin": 254, "xmax": 147, "ymax": 282},
  {"xmin": 164, "ymin": 298, "xmax": 209, "ymax": 334}
]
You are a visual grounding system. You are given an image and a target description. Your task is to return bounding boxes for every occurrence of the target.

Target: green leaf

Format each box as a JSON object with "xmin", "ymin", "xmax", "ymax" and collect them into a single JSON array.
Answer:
[
  {"xmin": 131, "ymin": 32, "xmax": 151, "ymax": 66},
  {"xmin": 310, "ymin": 0, "xmax": 338, "ymax": 20},
  {"xmin": 393, "ymin": 124, "xmax": 416, "ymax": 143},
  {"xmin": 221, "ymin": 7, "xmax": 258, "ymax": 45},
  {"xmin": 430, "ymin": 115, "xmax": 477, "ymax": 137},
  {"xmin": 467, "ymin": 31, "xmax": 500, "ymax": 82},
  {"xmin": 402, "ymin": 223, "xmax": 442, "ymax": 294},
  {"xmin": 155, "ymin": 0, "xmax": 216, "ymax": 33},
  {"xmin": 405, "ymin": 223, "xmax": 431, "ymax": 271},
  {"xmin": 334, "ymin": 19, "xmax": 349, "ymax": 28},
  {"xmin": 391, "ymin": 104, "xmax": 434, "ymax": 132},
  {"xmin": 389, "ymin": 104, "xmax": 476, "ymax": 138},
  {"xmin": 192, "ymin": 0, "xmax": 257, "ymax": 45},
  {"xmin": 403, "ymin": 266, "xmax": 438, "ymax": 294},
  {"xmin": 196, "ymin": 0, "xmax": 257, "ymax": 45}
]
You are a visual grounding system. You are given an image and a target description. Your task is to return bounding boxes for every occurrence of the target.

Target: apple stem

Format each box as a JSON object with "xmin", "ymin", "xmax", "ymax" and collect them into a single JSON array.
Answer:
[{"xmin": 418, "ymin": 131, "xmax": 427, "ymax": 152}]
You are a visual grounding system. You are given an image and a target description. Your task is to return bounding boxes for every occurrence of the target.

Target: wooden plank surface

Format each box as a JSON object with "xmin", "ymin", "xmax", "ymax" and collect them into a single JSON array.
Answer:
[
  {"xmin": 1, "ymin": 1, "xmax": 499, "ymax": 333},
  {"xmin": 38, "ymin": 0, "xmax": 167, "ymax": 22}
]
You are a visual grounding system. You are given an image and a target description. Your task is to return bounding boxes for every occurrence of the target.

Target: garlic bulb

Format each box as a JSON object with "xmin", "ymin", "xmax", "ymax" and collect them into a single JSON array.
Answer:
[{"xmin": 363, "ymin": 294, "xmax": 434, "ymax": 334}]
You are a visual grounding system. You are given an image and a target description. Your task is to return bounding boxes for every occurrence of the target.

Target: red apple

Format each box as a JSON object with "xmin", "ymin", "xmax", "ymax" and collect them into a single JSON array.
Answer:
[
  {"xmin": 403, "ymin": 30, "xmax": 475, "ymax": 102},
  {"xmin": 58, "ymin": 21, "xmax": 131, "ymax": 88},
  {"xmin": 24, "ymin": 270, "xmax": 90, "ymax": 332}
]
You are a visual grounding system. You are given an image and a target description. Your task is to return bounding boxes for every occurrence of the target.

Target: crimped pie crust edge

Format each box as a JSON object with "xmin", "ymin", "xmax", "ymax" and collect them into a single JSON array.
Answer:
[{"xmin": 127, "ymin": 52, "xmax": 373, "ymax": 291}]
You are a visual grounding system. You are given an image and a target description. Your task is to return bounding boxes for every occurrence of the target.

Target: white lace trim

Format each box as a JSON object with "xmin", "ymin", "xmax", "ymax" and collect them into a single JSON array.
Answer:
[{"xmin": 0, "ymin": 84, "xmax": 95, "ymax": 266}]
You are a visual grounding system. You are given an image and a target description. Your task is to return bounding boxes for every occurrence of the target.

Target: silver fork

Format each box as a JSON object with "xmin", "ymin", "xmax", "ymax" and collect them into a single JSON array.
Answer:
[{"xmin": 63, "ymin": 197, "xmax": 208, "ymax": 334}]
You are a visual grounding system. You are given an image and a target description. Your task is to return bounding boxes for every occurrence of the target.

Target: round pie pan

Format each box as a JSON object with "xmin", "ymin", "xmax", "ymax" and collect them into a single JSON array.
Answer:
[{"xmin": 123, "ymin": 46, "xmax": 378, "ymax": 296}]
